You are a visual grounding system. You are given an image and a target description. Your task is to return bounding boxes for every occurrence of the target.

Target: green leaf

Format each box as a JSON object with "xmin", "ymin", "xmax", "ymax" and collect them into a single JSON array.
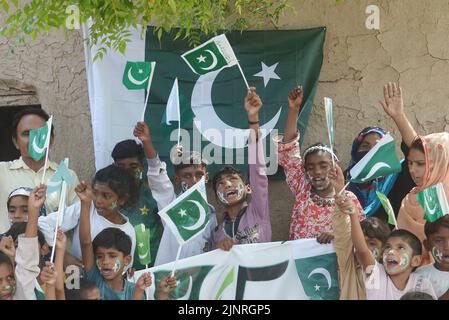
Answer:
[{"xmin": 168, "ymin": 0, "xmax": 177, "ymax": 13}]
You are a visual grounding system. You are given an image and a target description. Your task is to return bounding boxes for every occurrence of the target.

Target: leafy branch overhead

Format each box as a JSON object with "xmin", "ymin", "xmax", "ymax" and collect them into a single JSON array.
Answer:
[{"xmin": 0, "ymin": 0, "xmax": 291, "ymax": 61}]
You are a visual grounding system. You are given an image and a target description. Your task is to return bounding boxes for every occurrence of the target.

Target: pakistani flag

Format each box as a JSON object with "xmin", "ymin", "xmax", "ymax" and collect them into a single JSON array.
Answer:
[
  {"xmin": 122, "ymin": 61, "xmax": 155, "ymax": 90},
  {"xmin": 376, "ymin": 191, "xmax": 397, "ymax": 228},
  {"xmin": 417, "ymin": 183, "xmax": 449, "ymax": 222},
  {"xmin": 135, "ymin": 224, "xmax": 152, "ymax": 266},
  {"xmin": 349, "ymin": 134, "xmax": 401, "ymax": 183},
  {"xmin": 295, "ymin": 253, "xmax": 339, "ymax": 300},
  {"xmin": 28, "ymin": 116, "xmax": 52, "ymax": 161},
  {"xmin": 165, "ymin": 77, "xmax": 180, "ymax": 125},
  {"xmin": 157, "ymin": 177, "xmax": 209, "ymax": 244},
  {"xmin": 324, "ymin": 97, "xmax": 334, "ymax": 148},
  {"xmin": 46, "ymin": 158, "xmax": 75, "ymax": 196},
  {"xmin": 181, "ymin": 34, "xmax": 238, "ymax": 75}
]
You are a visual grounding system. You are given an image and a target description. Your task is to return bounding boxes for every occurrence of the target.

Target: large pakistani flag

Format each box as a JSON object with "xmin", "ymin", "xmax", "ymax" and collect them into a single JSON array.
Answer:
[
  {"xmin": 84, "ymin": 26, "xmax": 325, "ymax": 175},
  {"xmin": 157, "ymin": 177, "xmax": 209, "ymax": 244},
  {"xmin": 349, "ymin": 134, "xmax": 401, "ymax": 183},
  {"xmin": 417, "ymin": 183, "xmax": 449, "ymax": 222},
  {"xmin": 28, "ymin": 116, "xmax": 52, "ymax": 161}
]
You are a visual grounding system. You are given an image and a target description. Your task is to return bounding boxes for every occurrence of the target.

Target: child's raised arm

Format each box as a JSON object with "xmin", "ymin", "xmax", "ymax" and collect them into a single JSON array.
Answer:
[
  {"xmin": 75, "ymin": 181, "xmax": 95, "ymax": 272},
  {"xmin": 55, "ymin": 230, "xmax": 67, "ymax": 300},
  {"xmin": 379, "ymin": 82, "xmax": 417, "ymax": 147},
  {"xmin": 40, "ymin": 262, "xmax": 57, "ymax": 300},
  {"xmin": 284, "ymin": 86, "xmax": 304, "ymax": 143},
  {"xmin": 244, "ymin": 87, "xmax": 262, "ymax": 137},
  {"xmin": 134, "ymin": 121, "xmax": 157, "ymax": 159},
  {"xmin": 26, "ymin": 185, "xmax": 46, "ymax": 238}
]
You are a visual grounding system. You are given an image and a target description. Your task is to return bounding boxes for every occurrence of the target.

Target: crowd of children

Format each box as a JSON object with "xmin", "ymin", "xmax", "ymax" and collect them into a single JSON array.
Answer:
[{"xmin": 0, "ymin": 82, "xmax": 448, "ymax": 300}]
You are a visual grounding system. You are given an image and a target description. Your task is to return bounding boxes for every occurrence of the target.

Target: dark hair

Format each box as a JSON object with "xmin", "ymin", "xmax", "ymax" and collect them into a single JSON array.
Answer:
[
  {"xmin": 303, "ymin": 142, "xmax": 338, "ymax": 164},
  {"xmin": 173, "ymin": 151, "xmax": 207, "ymax": 173},
  {"xmin": 212, "ymin": 166, "xmax": 248, "ymax": 194},
  {"xmin": 388, "ymin": 229, "xmax": 422, "ymax": 257},
  {"xmin": 410, "ymin": 137, "xmax": 425, "ymax": 153},
  {"xmin": 400, "ymin": 291, "xmax": 435, "ymax": 300},
  {"xmin": 92, "ymin": 227, "xmax": 132, "ymax": 256},
  {"xmin": 111, "ymin": 139, "xmax": 145, "ymax": 163},
  {"xmin": 0, "ymin": 251, "xmax": 14, "ymax": 270},
  {"xmin": 93, "ymin": 164, "xmax": 139, "ymax": 207},
  {"xmin": 65, "ymin": 278, "xmax": 99, "ymax": 300},
  {"xmin": 11, "ymin": 107, "xmax": 54, "ymax": 139},
  {"xmin": 361, "ymin": 217, "xmax": 391, "ymax": 244},
  {"xmin": 4, "ymin": 222, "xmax": 47, "ymax": 247},
  {"xmin": 424, "ymin": 215, "xmax": 449, "ymax": 238}
]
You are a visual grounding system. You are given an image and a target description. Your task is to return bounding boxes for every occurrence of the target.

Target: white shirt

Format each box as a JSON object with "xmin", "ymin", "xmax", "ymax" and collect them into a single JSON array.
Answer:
[
  {"xmin": 364, "ymin": 261, "xmax": 438, "ymax": 300},
  {"xmin": 416, "ymin": 263, "xmax": 449, "ymax": 298}
]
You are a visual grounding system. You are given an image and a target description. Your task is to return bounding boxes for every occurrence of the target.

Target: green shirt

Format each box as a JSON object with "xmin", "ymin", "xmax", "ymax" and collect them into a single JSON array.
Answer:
[
  {"xmin": 122, "ymin": 181, "xmax": 163, "ymax": 270},
  {"xmin": 86, "ymin": 265, "xmax": 137, "ymax": 300}
]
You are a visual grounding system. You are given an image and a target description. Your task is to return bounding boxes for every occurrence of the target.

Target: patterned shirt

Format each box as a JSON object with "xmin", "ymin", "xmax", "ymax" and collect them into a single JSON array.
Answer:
[{"xmin": 275, "ymin": 134, "xmax": 364, "ymax": 240}]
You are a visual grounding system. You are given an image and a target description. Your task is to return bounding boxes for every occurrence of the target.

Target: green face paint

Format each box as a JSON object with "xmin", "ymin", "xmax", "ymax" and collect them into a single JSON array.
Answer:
[
  {"xmin": 432, "ymin": 246, "xmax": 443, "ymax": 264},
  {"xmin": 108, "ymin": 201, "xmax": 118, "ymax": 211},
  {"xmin": 372, "ymin": 248, "xmax": 380, "ymax": 260},
  {"xmin": 383, "ymin": 251, "xmax": 410, "ymax": 274},
  {"xmin": 113, "ymin": 258, "xmax": 122, "ymax": 273}
]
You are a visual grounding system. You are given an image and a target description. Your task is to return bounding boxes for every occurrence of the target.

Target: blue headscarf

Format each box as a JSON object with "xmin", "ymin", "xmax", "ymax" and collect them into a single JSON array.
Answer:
[{"xmin": 346, "ymin": 126, "xmax": 401, "ymax": 217}]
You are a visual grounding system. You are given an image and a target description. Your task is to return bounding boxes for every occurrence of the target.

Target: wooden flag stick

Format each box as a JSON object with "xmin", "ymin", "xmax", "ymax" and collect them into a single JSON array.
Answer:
[
  {"xmin": 141, "ymin": 62, "xmax": 156, "ymax": 122},
  {"xmin": 171, "ymin": 245, "xmax": 183, "ymax": 277},
  {"xmin": 236, "ymin": 62, "xmax": 250, "ymax": 90},
  {"xmin": 49, "ymin": 180, "xmax": 67, "ymax": 263},
  {"xmin": 338, "ymin": 181, "xmax": 350, "ymax": 196}
]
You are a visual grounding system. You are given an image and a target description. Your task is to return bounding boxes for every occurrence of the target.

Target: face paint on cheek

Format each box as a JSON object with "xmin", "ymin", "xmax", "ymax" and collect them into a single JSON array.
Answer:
[
  {"xmin": 96, "ymin": 259, "xmax": 102, "ymax": 271},
  {"xmin": 113, "ymin": 258, "xmax": 122, "ymax": 273},
  {"xmin": 180, "ymin": 181, "xmax": 189, "ymax": 192},
  {"xmin": 235, "ymin": 184, "xmax": 245, "ymax": 201},
  {"xmin": 108, "ymin": 201, "xmax": 118, "ymax": 211},
  {"xmin": 432, "ymin": 246, "xmax": 443, "ymax": 263},
  {"xmin": 371, "ymin": 248, "xmax": 380, "ymax": 260},
  {"xmin": 217, "ymin": 191, "xmax": 229, "ymax": 204},
  {"xmin": 399, "ymin": 252, "xmax": 411, "ymax": 270}
]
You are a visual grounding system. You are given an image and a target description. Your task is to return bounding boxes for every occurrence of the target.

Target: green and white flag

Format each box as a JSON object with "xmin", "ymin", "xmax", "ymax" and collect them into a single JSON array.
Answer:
[
  {"xmin": 46, "ymin": 158, "xmax": 75, "ymax": 196},
  {"xmin": 349, "ymin": 133, "xmax": 401, "ymax": 183},
  {"xmin": 28, "ymin": 116, "xmax": 52, "ymax": 161},
  {"xmin": 122, "ymin": 61, "xmax": 155, "ymax": 90},
  {"xmin": 165, "ymin": 77, "xmax": 180, "ymax": 125},
  {"xmin": 181, "ymin": 34, "xmax": 238, "ymax": 75},
  {"xmin": 135, "ymin": 224, "xmax": 152, "ymax": 266},
  {"xmin": 157, "ymin": 177, "xmax": 209, "ymax": 244},
  {"xmin": 376, "ymin": 191, "xmax": 397, "ymax": 228},
  {"xmin": 417, "ymin": 183, "xmax": 449, "ymax": 222},
  {"xmin": 324, "ymin": 97, "xmax": 334, "ymax": 148}
]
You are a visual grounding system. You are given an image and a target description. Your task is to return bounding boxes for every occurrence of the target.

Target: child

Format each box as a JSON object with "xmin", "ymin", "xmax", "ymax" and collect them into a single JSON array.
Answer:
[
  {"xmin": 38, "ymin": 165, "xmax": 138, "ymax": 269},
  {"xmin": 111, "ymin": 139, "xmax": 163, "ymax": 269},
  {"xmin": 133, "ymin": 122, "xmax": 217, "ymax": 266},
  {"xmin": 0, "ymin": 185, "xmax": 45, "ymax": 300},
  {"xmin": 416, "ymin": 215, "xmax": 449, "ymax": 299},
  {"xmin": 7, "ymin": 187, "xmax": 32, "ymax": 224},
  {"xmin": 211, "ymin": 87, "xmax": 270, "ymax": 250},
  {"xmin": 65, "ymin": 278, "xmax": 101, "ymax": 300},
  {"xmin": 341, "ymin": 188, "xmax": 437, "ymax": 299},
  {"xmin": 330, "ymin": 164, "xmax": 391, "ymax": 299},
  {"xmin": 274, "ymin": 86, "xmax": 364, "ymax": 241}
]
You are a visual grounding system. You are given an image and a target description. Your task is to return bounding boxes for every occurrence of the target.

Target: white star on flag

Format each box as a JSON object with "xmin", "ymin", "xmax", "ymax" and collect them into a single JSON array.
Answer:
[
  {"xmin": 253, "ymin": 62, "xmax": 281, "ymax": 87},
  {"xmin": 138, "ymin": 242, "xmax": 144, "ymax": 248},
  {"xmin": 314, "ymin": 284, "xmax": 320, "ymax": 291},
  {"xmin": 138, "ymin": 69, "xmax": 143, "ymax": 74},
  {"xmin": 197, "ymin": 55, "xmax": 206, "ymax": 63},
  {"xmin": 178, "ymin": 208, "xmax": 187, "ymax": 217}
]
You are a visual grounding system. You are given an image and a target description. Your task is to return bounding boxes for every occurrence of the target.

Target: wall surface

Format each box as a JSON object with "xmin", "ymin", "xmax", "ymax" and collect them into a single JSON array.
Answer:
[{"xmin": 1, "ymin": 0, "xmax": 449, "ymax": 241}]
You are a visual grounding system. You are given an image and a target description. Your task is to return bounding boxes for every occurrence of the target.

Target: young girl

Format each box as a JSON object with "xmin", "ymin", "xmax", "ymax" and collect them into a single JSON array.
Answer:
[
  {"xmin": 275, "ymin": 86, "xmax": 365, "ymax": 242},
  {"xmin": 38, "ymin": 165, "xmax": 139, "ymax": 269}
]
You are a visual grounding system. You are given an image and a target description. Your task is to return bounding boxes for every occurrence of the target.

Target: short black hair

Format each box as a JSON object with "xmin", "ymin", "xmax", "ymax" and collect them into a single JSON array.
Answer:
[
  {"xmin": 410, "ymin": 137, "xmax": 424, "ymax": 153},
  {"xmin": 4, "ymin": 222, "xmax": 47, "ymax": 247},
  {"xmin": 92, "ymin": 228, "xmax": 132, "ymax": 256},
  {"xmin": 400, "ymin": 291, "xmax": 435, "ymax": 300},
  {"xmin": 93, "ymin": 164, "xmax": 139, "ymax": 207},
  {"xmin": 11, "ymin": 107, "xmax": 54, "ymax": 139},
  {"xmin": 65, "ymin": 278, "xmax": 99, "ymax": 300},
  {"xmin": 388, "ymin": 229, "xmax": 422, "ymax": 257},
  {"xmin": 303, "ymin": 142, "xmax": 338, "ymax": 164},
  {"xmin": 111, "ymin": 139, "xmax": 145, "ymax": 163},
  {"xmin": 361, "ymin": 217, "xmax": 391, "ymax": 244},
  {"xmin": 212, "ymin": 166, "xmax": 248, "ymax": 194},
  {"xmin": 424, "ymin": 215, "xmax": 449, "ymax": 238},
  {"xmin": 0, "ymin": 251, "xmax": 14, "ymax": 270},
  {"xmin": 173, "ymin": 151, "xmax": 207, "ymax": 173}
]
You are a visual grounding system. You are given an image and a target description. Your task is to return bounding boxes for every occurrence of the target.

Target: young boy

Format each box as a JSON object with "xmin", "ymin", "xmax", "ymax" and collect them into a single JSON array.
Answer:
[
  {"xmin": 211, "ymin": 87, "xmax": 270, "ymax": 250},
  {"xmin": 340, "ymin": 189, "xmax": 437, "ymax": 299},
  {"xmin": 65, "ymin": 278, "xmax": 101, "ymax": 300},
  {"xmin": 330, "ymin": 165, "xmax": 391, "ymax": 299},
  {"xmin": 6, "ymin": 187, "xmax": 32, "ymax": 224},
  {"xmin": 133, "ymin": 121, "xmax": 217, "ymax": 266},
  {"xmin": 416, "ymin": 215, "xmax": 449, "ymax": 299}
]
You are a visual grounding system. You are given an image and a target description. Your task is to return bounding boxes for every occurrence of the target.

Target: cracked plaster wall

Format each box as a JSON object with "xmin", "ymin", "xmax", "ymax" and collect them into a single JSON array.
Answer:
[{"xmin": 1, "ymin": 0, "xmax": 449, "ymax": 241}]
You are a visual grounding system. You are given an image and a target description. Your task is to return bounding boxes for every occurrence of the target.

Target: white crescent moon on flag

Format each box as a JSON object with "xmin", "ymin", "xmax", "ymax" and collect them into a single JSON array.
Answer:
[
  {"xmin": 361, "ymin": 162, "xmax": 391, "ymax": 182},
  {"xmin": 32, "ymin": 136, "xmax": 46, "ymax": 154},
  {"xmin": 177, "ymin": 276, "xmax": 193, "ymax": 300},
  {"xmin": 308, "ymin": 268, "xmax": 332, "ymax": 290},
  {"xmin": 139, "ymin": 248, "xmax": 149, "ymax": 260},
  {"xmin": 191, "ymin": 69, "xmax": 282, "ymax": 149},
  {"xmin": 424, "ymin": 190, "xmax": 437, "ymax": 215},
  {"xmin": 128, "ymin": 67, "xmax": 149, "ymax": 86},
  {"xmin": 200, "ymin": 49, "xmax": 218, "ymax": 71},
  {"xmin": 182, "ymin": 200, "xmax": 207, "ymax": 231}
]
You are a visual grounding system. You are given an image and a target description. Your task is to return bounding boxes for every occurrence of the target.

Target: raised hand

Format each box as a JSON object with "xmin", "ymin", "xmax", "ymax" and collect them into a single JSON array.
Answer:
[
  {"xmin": 40, "ymin": 262, "xmax": 57, "ymax": 286},
  {"xmin": 133, "ymin": 121, "xmax": 152, "ymax": 143},
  {"xmin": 334, "ymin": 193, "xmax": 357, "ymax": 216},
  {"xmin": 328, "ymin": 164, "xmax": 346, "ymax": 194},
  {"xmin": 244, "ymin": 87, "xmax": 262, "ymax": 120},
  {"xmin": 0, "ymin": 235, "xmax": 16, "ymax": 262},
  {"xmin": 28, "ymin": 185, "xmax": 46, "ymax": 213},
  {"xmin": 288, "ymin": 85, "xmax": 304, "ymax": 113},
  {"xmin": 75, "ymin": 181, "xmax": 94, "ymax": 203},
  {"xmin": 55, "ymin": 229, "xmax": 67, "ymax": 251},
  {"xmin": 136, "ymin": 272, "xmax": 152, "ymax": 291},
  {"xmin": 380, "ymin": 82, "xmax": 404, "ymax": 120}
]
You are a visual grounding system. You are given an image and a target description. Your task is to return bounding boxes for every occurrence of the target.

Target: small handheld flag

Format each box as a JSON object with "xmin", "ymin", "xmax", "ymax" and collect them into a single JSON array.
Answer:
[
  {"xmin": 376, "ymin": 191, "xmax": 397, "ymax": 229},
  {"xmin": 324, "ymin": 97, "xmax": 335, "ymax": 167},
  {"xmin": 417, "ymin": 183, "xmax": 449, "ymax": 222}
]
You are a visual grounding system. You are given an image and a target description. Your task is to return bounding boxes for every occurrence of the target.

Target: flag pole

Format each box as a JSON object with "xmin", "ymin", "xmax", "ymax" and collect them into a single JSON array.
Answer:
[
  {"xmin": 141, "ymin": 62, "xmax": 156, "ymax": 122},
  {"xmin": 236, "ymin": 62, "xmax": 250, "ymax": 90},
  {"xmin": 171, "ymin": 245, "xmax": 183, "ymax": 277},
  {"xmin": 338, "ymin": 181, "xmax": 350, "ymax": 196},
  {"xmin": 177, "ymin": 99, "xmax": 181, "ymax": 148},
  {"xmin": 41, "ymin": 146, "xmax": 50, "ymax": 185},
  {"xmin": 49, "ymin": 180, "xmax": 67, "ymax": 263},
  {"xmin": 40, "ymin": 115, "xmax": 53, "ymax": 185}
]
